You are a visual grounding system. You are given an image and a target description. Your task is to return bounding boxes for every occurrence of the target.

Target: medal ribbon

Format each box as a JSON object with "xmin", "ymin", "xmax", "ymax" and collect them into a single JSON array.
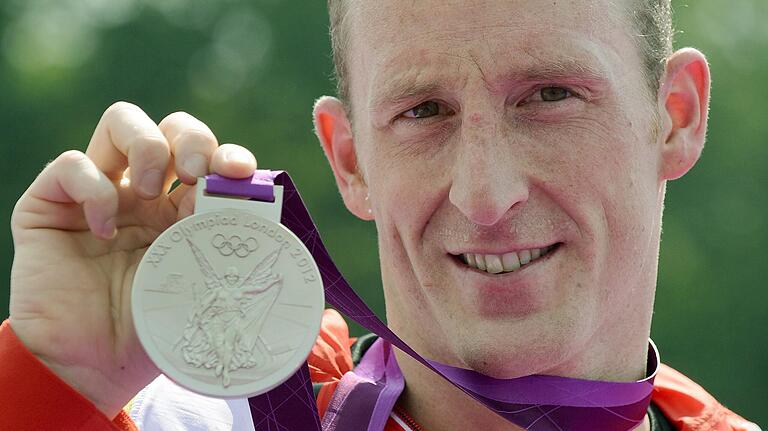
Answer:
[{"xmin": 205, "ymin": 171, "xmax": 658, "ymax": 431}]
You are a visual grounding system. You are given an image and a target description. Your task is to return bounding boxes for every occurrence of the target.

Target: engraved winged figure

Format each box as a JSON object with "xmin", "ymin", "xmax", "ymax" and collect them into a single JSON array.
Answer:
[{"xmin": 176, "ymin": 238, "xmax": 283, "ymax": 387}]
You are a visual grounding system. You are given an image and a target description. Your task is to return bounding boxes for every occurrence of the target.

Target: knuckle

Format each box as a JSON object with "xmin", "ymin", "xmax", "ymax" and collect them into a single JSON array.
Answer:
[
  {"xmin": 92, "ymin": 182, "xmax": 118, "ymax": 203},
  {"xmin": 158, "ymin": 111, "xmax": 193, "ymax": 128},
  {"xmin": 10, "ymin": 193, "xmax": 29, "ymax": 230},
  {"xmin": 105, "ymin": 100, "xmax": 140, "ymax": 117},
  {"xmin": 58, "ymin": 149, "xmax": 87, "ymax": 161},
  {"xmin": 55, "ymin": 150, "xmax": 88, "ymax": 168},
  {"xmin": 127, "ymin": 135, "xmax": 170, "ymax": 159},
  {"xmin": 174, "ymin": 128, "xmax": 217, "ymax": 151}
]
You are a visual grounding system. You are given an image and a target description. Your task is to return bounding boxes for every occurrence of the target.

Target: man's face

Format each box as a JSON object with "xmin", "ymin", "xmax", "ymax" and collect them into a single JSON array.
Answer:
[{"xmin": 346, "ymin": 0, "xmax": 664, "ymax": 377}]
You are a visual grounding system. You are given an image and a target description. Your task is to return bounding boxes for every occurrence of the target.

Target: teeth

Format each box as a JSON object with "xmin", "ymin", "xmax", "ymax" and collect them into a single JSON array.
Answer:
[
  {"xmin": 502, "ymin": 251, "xmax": 520, "ymax": 272},
  {"xmin": 519, "ymin": 249, "xmax": 531, "ymax": 265},
  {"xmin": 476, "ymin": 254, "xmax": 487, "ymax": 271},
  {"xmin": 460, "ymin": 245, "xmax": 555, "ymax": 275},
  {"xmin": 485, "ymin": 255, "xmax": 504, "ymax": 274}
]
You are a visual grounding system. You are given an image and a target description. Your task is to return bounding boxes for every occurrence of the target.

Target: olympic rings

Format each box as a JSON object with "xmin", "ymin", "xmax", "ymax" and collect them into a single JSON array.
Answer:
[{"xmin": 211, "ymin": 234, "xmax": 259, "ymax": 257}]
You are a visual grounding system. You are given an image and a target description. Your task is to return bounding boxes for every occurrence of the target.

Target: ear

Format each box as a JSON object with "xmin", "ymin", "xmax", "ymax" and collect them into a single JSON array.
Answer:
[
  {"xmin": 313, "ymin": 96, "xmax": 373, "ymax": 220},
  {"xmin": 657, "ymin": 48, "xmax": 711, "ymax": 180}
]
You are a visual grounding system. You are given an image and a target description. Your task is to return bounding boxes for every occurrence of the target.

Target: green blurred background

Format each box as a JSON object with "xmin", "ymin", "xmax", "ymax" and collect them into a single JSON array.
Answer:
[{"xmin": 0, "ymin": 0, "xmax": 765, "ymax": 425}]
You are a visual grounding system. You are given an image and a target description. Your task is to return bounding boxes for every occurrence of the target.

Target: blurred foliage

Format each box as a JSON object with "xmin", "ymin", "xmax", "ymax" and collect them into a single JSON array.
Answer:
[{"xmin": 0, "ymin": 0, "xmax": 765, "ymax": 425}]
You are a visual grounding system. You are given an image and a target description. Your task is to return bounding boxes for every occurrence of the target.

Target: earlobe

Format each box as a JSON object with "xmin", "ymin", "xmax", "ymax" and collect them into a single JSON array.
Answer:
[
  {"xmin": 658, "ymin": 48, "xmax": 711, "ymax": 181},
  {"xmin": 312, "ymin": 96, "xmax": 373, "ymax": 220}
]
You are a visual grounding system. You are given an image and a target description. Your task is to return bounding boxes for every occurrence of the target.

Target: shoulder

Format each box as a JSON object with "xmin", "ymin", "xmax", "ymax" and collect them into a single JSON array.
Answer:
[
  {"xmin": 308, "ymin": 309, "xmax": 361, "ymax": 419},
  {"xmin": 652, "ymin": 364, "xmax": 760, "ymax": 431},
  {"xmin": 308, "ymin": 309, "xmax": 358, "ymax": 384},
  {"xmin": 306, "ymin": 313, "xmax": 762, "ymax": 431}
]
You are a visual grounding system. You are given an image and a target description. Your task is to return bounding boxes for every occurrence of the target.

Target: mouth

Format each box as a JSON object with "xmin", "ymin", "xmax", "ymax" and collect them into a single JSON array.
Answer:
[{"xmin": 451, "ymin": 243, "xmax": 563, "ymax": 275}]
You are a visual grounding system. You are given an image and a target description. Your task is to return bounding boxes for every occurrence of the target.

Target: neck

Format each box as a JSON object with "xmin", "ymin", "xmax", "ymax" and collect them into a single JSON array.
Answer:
[
  {"xmin": 394, "ymin": 349, "xmax": 525, "ymax": 430},
  {"xmin": 394, "ymin": 349, "xmax": 652, "ymax": 431}
]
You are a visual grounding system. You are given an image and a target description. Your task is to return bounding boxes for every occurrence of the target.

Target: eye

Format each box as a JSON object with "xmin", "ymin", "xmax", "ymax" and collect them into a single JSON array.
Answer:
[
  {"xmin": 539, "ymin": 86, "xmax": 571, "ymax": 102},
  {"xmin": 517, "ymin": 86, "xmax": 579, "ymax": 108},
  {"xmin": 402, "ymin": 101, "xmax": 442, "ymax": 119}
]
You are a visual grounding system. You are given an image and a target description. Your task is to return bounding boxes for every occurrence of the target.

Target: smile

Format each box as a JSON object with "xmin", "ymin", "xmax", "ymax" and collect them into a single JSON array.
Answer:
[{"xmin": 455, "ymin": 244, "xmax": 561, "ymax": 275}]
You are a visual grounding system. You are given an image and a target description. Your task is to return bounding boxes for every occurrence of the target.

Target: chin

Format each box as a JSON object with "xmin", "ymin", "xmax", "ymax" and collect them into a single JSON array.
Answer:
[{"xmin": 449, "ymin": 310, "xmax": 594, "ymax": 379}]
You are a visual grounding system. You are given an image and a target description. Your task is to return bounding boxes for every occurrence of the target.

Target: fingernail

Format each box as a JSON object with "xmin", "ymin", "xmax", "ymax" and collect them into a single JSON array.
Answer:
[
  {"xmin": 182, "ymin": 154, "xmax": 208, "ymax": 178},
  {"xmin": 139, "ymin": 169, "xmax": 163, "ymax": 197},
  {"xmin": 225, "ymin": 149, "xmax": 253, "ymax": 165},
  {"xmin": 102, "ymin": 218, "xmax": 117, "ymax": 239}
]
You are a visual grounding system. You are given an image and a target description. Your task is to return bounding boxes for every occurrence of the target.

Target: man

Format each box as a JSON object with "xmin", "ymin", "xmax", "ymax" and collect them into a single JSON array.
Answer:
[{"xmin": 0, "ymin": 0, "xmax": 760, "ymax": 430}]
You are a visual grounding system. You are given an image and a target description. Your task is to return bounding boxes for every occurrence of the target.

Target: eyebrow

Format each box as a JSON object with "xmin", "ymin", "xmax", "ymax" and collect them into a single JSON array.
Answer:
[
  {"xmin": 368, "ymin": 56, "xmax": 609, "ymax": 112},
  {"xmin": 506, "ymin": 57, "xmax": 609, "ymax": 84},
  {"xmin": 369, "ymin": 80, "xmax": 445, "ymax": 114}
]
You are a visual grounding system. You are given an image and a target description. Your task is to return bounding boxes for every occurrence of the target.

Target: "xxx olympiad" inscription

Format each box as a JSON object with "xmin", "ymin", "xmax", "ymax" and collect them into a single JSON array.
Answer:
[{"xmin": 143, "ymin": 212, "xmax": 317, "ymax": 285}]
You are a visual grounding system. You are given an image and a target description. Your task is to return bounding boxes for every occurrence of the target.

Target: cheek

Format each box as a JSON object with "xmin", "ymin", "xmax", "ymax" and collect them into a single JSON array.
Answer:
[
  {"xmin": 549, "ymin": 120, "xmax": 660, "ymax": 293},
  {"xmin": 365, "ymin": 159, "xmax": 460, "ymax": 309},
  {"xmin": 525, "ymin": 115, "xmax": 658, "ymax": 247},
  {"xmin": 365, "ymin": 130, "xmax": 455, "ymax": 237},
  {"xmin": 367, "ymin": 157, "xmax": 443, "ymax": 261},
  {"xmin": 369, "ymin": 169, "xmax": 451, "ymax": 316}
]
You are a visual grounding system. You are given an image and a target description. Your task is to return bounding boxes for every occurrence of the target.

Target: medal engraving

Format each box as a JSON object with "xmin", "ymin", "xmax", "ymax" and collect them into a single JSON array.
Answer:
[{"xmin": 132, "ymin": 209, "xmax": 324, "ymax": 398}]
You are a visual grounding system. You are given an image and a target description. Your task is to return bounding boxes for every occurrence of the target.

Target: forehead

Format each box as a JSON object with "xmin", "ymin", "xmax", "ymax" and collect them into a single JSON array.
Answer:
[
  {"xmin": 351, "ymin": 0, "xmax": 621, "ymax": 37},
  {"xmin": 345, "ymin": 0, "xmax": 639, "ymax": 107}
]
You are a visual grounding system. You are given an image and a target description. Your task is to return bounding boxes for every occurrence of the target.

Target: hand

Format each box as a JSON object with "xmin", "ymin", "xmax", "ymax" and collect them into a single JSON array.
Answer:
[{"xmin": 8, "ymin": 102, "xmax": 258, "ymax": 418}]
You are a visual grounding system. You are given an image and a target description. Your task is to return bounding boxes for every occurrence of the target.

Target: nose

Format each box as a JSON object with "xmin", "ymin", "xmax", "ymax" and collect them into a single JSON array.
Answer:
[{"xmin": 448, "ymin": 114, "xmax": 529, "ymax": 226}]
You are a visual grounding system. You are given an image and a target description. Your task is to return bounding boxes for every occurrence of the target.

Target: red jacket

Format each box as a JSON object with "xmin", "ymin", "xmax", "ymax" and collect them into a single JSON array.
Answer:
[{"xmin": 0, "ymin": 312, "xmax": 759, "ymax": 431}]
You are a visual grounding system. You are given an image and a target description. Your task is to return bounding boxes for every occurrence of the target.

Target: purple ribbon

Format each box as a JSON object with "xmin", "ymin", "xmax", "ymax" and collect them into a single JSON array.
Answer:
[
  {"xmin": 205, "ymin": 172, "xmax": 658, "ymax": 431},
  {"xmin": 321, "ymin": 339, "xmax": 405, "ymax": 431}
]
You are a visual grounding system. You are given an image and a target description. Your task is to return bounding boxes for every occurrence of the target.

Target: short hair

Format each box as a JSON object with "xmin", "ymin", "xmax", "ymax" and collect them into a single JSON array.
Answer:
[{"xmin": 326, "ymin": 0, "xmax": 673, "ymax": 105}]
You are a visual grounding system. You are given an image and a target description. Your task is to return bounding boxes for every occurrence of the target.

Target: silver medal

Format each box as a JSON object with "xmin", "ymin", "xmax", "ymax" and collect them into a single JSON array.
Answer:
[{"xmin": 132, "ymin": 205, "xmax": 324, "ymax": 398}]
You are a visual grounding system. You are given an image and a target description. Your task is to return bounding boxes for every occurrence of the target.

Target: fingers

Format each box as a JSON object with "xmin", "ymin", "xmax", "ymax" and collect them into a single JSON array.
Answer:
[
  {"xmin": 168, "ymin": 184, "xmax": 196, "ymax": 220},
  {"xmin": 159, "ymin": 111, "xmax": 257, "ymax": 182},
  {"xmin": 20, "ymin": 151, "xmax": 118, "ymax": 239},
  {"xmin": 83, "ymin": 102, "xmax": 258, "ymax": 213},
  {"xmin": 165, "ymin": 142, "xmax": 257, "ymax": 221},
  {"xmin": 151, "ymin": 110, "xmax": 258, "ymax": 224},
  {"xmin": 210, "ymin": 144, "xmax": 257, "ymax": 179},
  {"xmin": 86, "ymin": 102, "xmax": 171, "ymax": 200},
  {"xmin": 158, "ymin": 112, "xmax": 218, "ymax": 185}
]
